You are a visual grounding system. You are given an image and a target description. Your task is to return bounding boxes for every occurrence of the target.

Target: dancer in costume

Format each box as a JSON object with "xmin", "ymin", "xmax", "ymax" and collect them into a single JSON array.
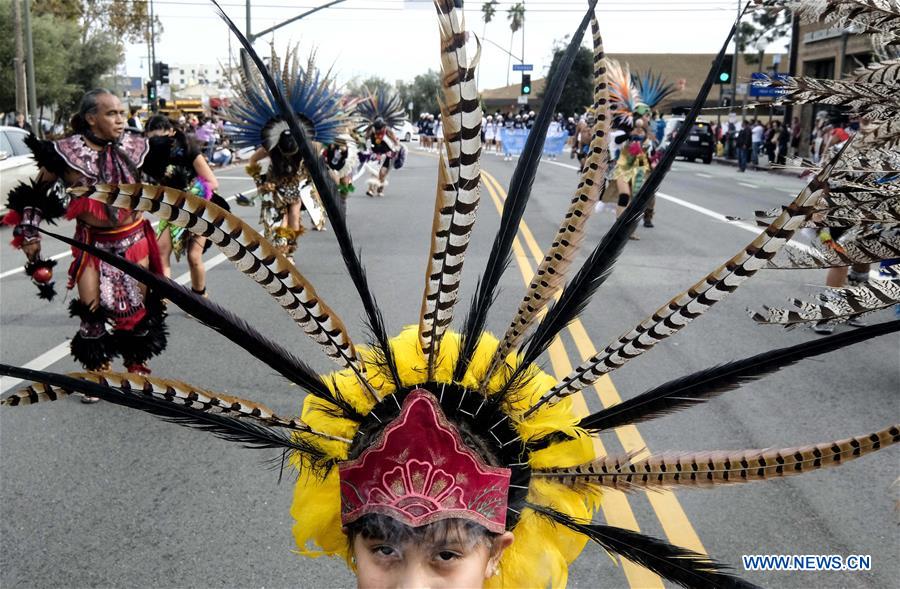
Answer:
[
  {"xmin": 225, "ymin": 47, "xmax": 351, "ymax": 253},
  {"xmin": 323, "ymin": 133, "xmax": 359, "ymax": 217},
  {"xmin": 145, "ymin": 115, "xmax": 220, "ymax": 297},
  {"xmin": 3, "ymin": 2, "xmax": 900, "ymax": 588},
  {"xmin": 3, "ymin": 89, "xmax": 169, "ymax": 392},
  {"xmin": 612, "ymin": 118, "xmax": 653, "ymax": 239},
  {"xmin": 356, "ymin": 87, "xmax": 407, "ymax": 197}
]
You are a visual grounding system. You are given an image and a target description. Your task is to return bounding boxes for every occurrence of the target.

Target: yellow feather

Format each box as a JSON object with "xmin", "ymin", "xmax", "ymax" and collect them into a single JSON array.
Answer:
[{"xmin": 290, "ymin": 327, "xmax": 599, "ymax": 588}]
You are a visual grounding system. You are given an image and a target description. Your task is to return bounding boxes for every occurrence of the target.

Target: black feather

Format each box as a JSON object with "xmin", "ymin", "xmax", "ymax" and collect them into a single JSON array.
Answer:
[
  {"xmin": 0, "ymin": 365, "xmax": 328, "ymax": 465},
  {"xmin": 211, "ymin": 1, "xmax": 402, "ymax": 391},
  {"xmin": 515, "ymin": 7, "xmax": 745, "ymax": 374},
  {"xmin": 453, "ymin": 0, "xmax": 598, "ymax": 382},
  {"xmin": 579, "ymin": 320, "xmax": 900, "ymax": 432},
  {"xmin": 528, "ymin": 503, "xmax": 760, "ymax": 589},
  {"xmin": 40, "ymin": 228, "xmax": 362, "ymax": 421}
]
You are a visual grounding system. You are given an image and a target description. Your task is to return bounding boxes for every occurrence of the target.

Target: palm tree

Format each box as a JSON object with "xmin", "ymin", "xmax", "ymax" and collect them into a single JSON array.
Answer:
[
  {"xmin": 479, "ymin": 1, "xmax": 498, "ymax": 88},
  {"xmin": 506, "ymin": 2, "xmax": 525, "ymax": 86}
]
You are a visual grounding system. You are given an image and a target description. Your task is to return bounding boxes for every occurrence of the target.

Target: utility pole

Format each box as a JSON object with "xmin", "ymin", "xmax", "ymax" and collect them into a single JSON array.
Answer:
[
  {"xmin": 731, "ymin": 0, "xmax": 740, "ymax": 112},
  {"xmin": 783, "ymin": 11, "xmax": 800, "ymax": 127},
  {"xmin": 150, "ymin": 0, "xmax": 157, "ymax": 69},
  {"xmin": 24, "ymin": 0, "xmax": 39, "ymax": 136},
  {"xmin": 13, "ymin": 0, "xmax": 27, "ymax": 118}
]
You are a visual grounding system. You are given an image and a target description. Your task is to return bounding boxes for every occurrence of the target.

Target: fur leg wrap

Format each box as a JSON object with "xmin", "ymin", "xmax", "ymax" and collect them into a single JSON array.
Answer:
[
  {"xmin": 114, "ymin": 295, "xmax": 168, "ymax": 367},
  {"xmin": 69, "ymin": 299, "xmax": 115, "ymax": 370}
]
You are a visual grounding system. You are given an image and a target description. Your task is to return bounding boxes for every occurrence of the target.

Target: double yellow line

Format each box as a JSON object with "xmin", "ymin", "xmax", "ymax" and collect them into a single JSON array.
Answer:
[{"xmin": 479, "ymin": 168, "xmax": 707, "ymax": 589}]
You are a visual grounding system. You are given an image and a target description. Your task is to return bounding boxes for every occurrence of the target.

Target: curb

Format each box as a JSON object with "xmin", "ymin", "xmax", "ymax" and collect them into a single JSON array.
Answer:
[{"xmin": 712, "ymin": 156, "xmax": 802, "ymax": 177}]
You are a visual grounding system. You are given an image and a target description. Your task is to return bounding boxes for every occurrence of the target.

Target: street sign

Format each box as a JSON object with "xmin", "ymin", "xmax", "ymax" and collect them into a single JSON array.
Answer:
[
  {"xmin": 736, "ymin": 83, "xmax": 748, "ymax": 96},
  {"xmin": 749, "ymin": 72, "xmax": 790, "ymax": 98},
  {"xmin": 517, "ymin": 95, "xmax": 528, "ymax": 104},
  {"xmin": 512, "ymin": 63, "xmax": 533, "ymax": 72}
]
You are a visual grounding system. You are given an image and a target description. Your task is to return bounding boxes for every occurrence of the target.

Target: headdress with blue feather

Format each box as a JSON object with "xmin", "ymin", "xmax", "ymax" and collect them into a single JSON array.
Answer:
[
  {"xmin": 633, "ymin": 69, "xmax": 676, "ymax": 110},
  {"xmin": 225, "ymin": 47, "xmax": 352, "ymax": 151},
  {"xmin": 355, "ymin": 85, "xmax": 407, "ymax": 134}
]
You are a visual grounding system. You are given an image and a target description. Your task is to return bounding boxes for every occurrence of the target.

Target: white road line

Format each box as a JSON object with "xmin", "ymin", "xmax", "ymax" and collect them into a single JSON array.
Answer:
[
  {"xmin": 0, "ymin": 193, "xmax": 246, "ymax": 281},
  {"xmin": 738, "ymin": 182, "xmax": 759, "ymax": 188},
  {"xmin": 0, "ymin": 253, "xmax": 229, "ymax": 394},
  {"xmin": 695, "ymin": 172, "xmax": 714, "ymax": 179}
]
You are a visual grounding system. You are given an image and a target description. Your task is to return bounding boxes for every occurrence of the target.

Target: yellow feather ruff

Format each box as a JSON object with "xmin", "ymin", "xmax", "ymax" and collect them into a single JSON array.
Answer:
[{"xmin": 291, "ymin": 327, "xmax": 599, "ymax": 587}]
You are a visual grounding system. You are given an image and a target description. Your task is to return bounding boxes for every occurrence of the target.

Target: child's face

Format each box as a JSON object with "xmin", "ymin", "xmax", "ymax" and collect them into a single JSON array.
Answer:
[{"xmin": 352, "ymin": 529, "xmax": 513, "ymax": 589}]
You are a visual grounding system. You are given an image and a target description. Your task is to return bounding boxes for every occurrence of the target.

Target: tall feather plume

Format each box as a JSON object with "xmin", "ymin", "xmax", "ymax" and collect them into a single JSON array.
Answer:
[
  {"xmin": 634, "ymin": 69, "xmax": 677, "ymax": 109},
  {"xmin": 767, "ymin": 226, "xmax": 900, "ymax": 269},
  {"xmin": 211, "ymin": 0, "xmax": 402, "ymax": 393},
  {"xmin": 0, "ymin": 365, "xmax": 330, "ymax": 464},
  {"xmin": 512, "ymin": 7, "xmax": 746, "ymax": 397},
  {"xmin": 576, "ymin": 320, "xmax": 900, "ymax": 433},
  {"xmin": 606, "ymin": 58, "xmax": 638, "ymax": 127},
  {"xmin": 40, "ymin": 228, "xmax": 363, "ymax": 419},
  {"xmin": 452, "ymin": 0, "xmax": 598, "ymax": 383},
  {"xmin": 528, "ymin": 503, "xmax": 759, "ymax": 589},
  {"xmin": 418, "ymin": 0, "xmax": 482, "ymax": 377},
  {"xmin": 524, "ymin": 128, "xmax": 851, "ymax": 417},
  {"xmin": 768, "ymin": 76, "xmax": 900, "ymax": 119},
  {"xmin": 73, "ymin": 184, "xmax": 367, "ymax": 382},
  {"xmin": 535, "ymin": 424, "xmax": 900, "ymax": 492},
  {"xmin": 480, "ymin": 13, "xmax": 610, "ymax": 389}
]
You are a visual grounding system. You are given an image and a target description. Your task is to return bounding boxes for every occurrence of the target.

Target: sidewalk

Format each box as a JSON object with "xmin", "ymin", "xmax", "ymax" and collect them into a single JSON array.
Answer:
[{"xmin": 712, "ymin": 155, "xmax": 802, "ymax": 177}]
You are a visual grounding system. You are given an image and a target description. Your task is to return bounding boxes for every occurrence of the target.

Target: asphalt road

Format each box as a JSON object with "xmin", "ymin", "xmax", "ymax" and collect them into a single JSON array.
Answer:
[{"xmin": 1, "ymin": 149, "xmax": 898, "ymax": 589}]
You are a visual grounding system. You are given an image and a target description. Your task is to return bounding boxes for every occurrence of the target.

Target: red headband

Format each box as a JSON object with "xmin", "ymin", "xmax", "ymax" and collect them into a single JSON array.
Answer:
[{"xmin": 339, "ymin": 389, "xmax": 511, "ymax": 533}]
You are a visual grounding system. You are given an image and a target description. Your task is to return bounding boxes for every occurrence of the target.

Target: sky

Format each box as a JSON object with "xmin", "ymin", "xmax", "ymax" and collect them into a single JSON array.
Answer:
[{"xmin": 124, "ymin": 0, "xmax": 784, "ymax": 90}]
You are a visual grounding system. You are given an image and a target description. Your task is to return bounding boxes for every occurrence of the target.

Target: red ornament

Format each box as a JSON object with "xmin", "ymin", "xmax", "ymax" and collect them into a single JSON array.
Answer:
[{"xmin": 32, "ymin": 267, "xmax": 53, "ymax": 283}]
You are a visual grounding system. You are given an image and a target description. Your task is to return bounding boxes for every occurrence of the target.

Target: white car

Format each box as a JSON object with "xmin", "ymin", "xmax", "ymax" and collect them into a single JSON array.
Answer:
[
  {"xmin": 0, "ymin": 126, "xmax": 39, "ymax": 220},
  {"xmin": 393, "ymin": 120, "xmax": 418, "ymax": 142}
]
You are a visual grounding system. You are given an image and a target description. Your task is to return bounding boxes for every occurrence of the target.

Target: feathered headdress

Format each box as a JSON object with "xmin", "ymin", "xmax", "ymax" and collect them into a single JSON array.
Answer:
[
  {"xmin": 355, "ymin": 85, "xmax": 408, "ymax": 133},
  {"xmin": 634, "ymin": 69, "xmax": 677, "ymax": 109},
  {"xmin": 225, "ymin": 45, "xmax": 352, "ymax": 150},
  {"xmin": 2, "ymin": 1, "xmax": 899, "ymax": 588}
]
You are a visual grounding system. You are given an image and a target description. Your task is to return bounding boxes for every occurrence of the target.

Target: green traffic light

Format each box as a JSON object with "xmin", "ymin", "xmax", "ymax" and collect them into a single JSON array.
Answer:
[
  {"xmin": 719, "ymin": 72, "xmax": 730, "ymax": 82},
  {"xmin": 523, "ymin": 85, "xmax": 531, "ymax": 94}
]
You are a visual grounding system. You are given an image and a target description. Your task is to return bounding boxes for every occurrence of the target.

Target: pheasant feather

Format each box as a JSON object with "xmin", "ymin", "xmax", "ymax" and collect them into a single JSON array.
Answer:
[
  {"xmin": 536, "ymin": 425, "xmax": 900, "ymax": 492},
  {"xmin": 39, "ymin": 228, "xmax": 362, "ymax": 419},
  {"xmin": 73, "ymin": 183, "xmax": 365, "ymax": 379},
  {"xmin": 452, "ymin": 0, "xmax": 597, "ymax": 382},
  {"xmin": 576, "ymin": 320, "xmax": 900, "ymax": 432},
  {"xmin": 526, "ymin": 140, "xmax": 851, "ymax": 414},
  {"xmin": 481, "ymin": 13, "xmax": 610, "ymax": 388},
  {"xmin": 418, "ymin": 0, "xmax": 483, "ymax": 375}
]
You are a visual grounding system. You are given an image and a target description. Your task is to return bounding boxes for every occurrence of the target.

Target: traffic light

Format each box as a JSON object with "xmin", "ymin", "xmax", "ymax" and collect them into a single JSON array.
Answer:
[
  {"xmin": 521, "ymin": 73, "xmax": 532, "ymax": 95},
  {"xmin": 717, "ymin": 54, "xmax": 734, "ymax": 84},
  {"xmin": 146, "ymin": 81, "xmax": 157, "ymax": 102},
  {"xmin": 153, "ymin": 61, "xmax": 170, "ymax": 84}
]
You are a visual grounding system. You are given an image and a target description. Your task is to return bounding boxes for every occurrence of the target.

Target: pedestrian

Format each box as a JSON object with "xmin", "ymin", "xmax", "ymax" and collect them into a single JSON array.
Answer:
[
  {"xmin": 790, "ymin": 116, "xmax": 801, "ymax": 157},
  {"xmin": 776, "ymin": 118, "xmax": 790, "ymax": 165},
  {"xmin": 127, "ymin": 106, "xmax": 143, "ymax": 131},
  {"xmin": 751, "ymin": 118, "xmax": 764, "ymax": 168},
  {"xmin": 145, "ymin": 114, "xmax": 220, "ymax": 298},
  {"xmin": 736, "ymin": 119, "xmax": 752, "ymax": 172},
  {"xmin": 12, "ymin": 112, "xmax": 32, "ymax": 133}
]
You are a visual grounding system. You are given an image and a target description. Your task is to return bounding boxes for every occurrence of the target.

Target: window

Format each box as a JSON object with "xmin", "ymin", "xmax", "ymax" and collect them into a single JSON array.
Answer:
[
  {"xmin": 0, "ymin": 132, "xmax": 13, "ymax": 156},
  {"xmin": 5, "ymin": 129, "xmax": 30, "ymax": 156}
]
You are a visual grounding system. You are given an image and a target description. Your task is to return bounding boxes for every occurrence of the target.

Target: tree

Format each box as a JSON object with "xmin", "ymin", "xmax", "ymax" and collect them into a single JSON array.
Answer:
[
  {"xmin": 506, "ymin": 2, "xmax": 525, "ymax": 85},
  {"xmin": 540, "ymin": 39, "xmax": 593, "ymax": 117},
  {"xmin": 397, "ymin": 69, "xmax": 441, "ymax": 117},
  {"xmin": 478, "ymin": 1, "xmax": 498, "ymax": 88},
  {"xmin": 345, "ymin": 75, "xmax": 395, "ymax": 100},
  {"xmin": 737, "ymin": 10, "xmax": 792, "ymax": 65},
  {"xmin": 36, "ymin": 0, "xmax": 163, "ymax": 45}
]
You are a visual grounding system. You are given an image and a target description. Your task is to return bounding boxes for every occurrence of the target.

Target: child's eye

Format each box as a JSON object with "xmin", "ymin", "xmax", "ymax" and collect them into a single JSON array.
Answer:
[
  {"xmin": 436, "ymin": 550, "xmax": 461, "ymax": 562},
  {"xmin": 373, "ymin": 545, "xmax": 397, "ymax": 557}
]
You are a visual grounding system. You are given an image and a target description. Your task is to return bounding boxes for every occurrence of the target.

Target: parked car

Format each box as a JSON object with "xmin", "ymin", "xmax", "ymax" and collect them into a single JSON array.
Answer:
[
  {"xmin": 393, "ymin": 120, "xmax": 418, "ymax": 142},
  {"xmin": 662, "ymin": 117, "xmax": 714, "ymax": 164},
  {"xmin": 0, "ymin": 126, "xmax": 39, "ymax": 221}
]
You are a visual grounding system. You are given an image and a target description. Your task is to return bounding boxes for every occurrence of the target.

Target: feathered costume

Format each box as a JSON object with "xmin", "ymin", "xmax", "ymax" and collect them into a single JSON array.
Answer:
[
  {"xmin": 3, "ymin": 130, "xmax": 170, "ymax": 372},
  {"xmin": 2, "ymin": 2, "xmax": 899, "ymax": 588},
  {"xmin": 225, "ymin": 47, "xmax": 352, "ymax": 250},
  {"xmin": 356, "ymin": 86, "xmax": 408, "ymax": 195}
]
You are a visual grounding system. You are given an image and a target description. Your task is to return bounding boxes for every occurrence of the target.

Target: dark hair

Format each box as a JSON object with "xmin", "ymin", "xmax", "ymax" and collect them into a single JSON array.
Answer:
[
  {"xmin": 70, "ymin": 88, "xmax": 115, "ymax": 134},
  {"xmin": 345, "ymin": 513, "xmax": 496, "ymax": 552},
  {"xmin": 146, "ymin": 114, "xmax": 175, "ymax": 133}
]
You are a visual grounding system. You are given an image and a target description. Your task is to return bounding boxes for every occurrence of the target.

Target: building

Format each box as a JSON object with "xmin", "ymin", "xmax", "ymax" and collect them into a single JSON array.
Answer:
[
  {"xmin": 794, "ymin": 21, "xmax": 874, "ymax": 154},
  {"xmin": 169, "ymin": 63, "xmax": 230, "ymax": 89},
  {"xmin": 480, "ymin": 53, "xmax": 786, "ymax": 116}
]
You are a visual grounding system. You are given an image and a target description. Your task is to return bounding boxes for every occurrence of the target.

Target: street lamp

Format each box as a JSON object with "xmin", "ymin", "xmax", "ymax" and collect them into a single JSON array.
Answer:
[{"xmin": 755, "ymin": 37, "xmax": 768, "ymax": 75}]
